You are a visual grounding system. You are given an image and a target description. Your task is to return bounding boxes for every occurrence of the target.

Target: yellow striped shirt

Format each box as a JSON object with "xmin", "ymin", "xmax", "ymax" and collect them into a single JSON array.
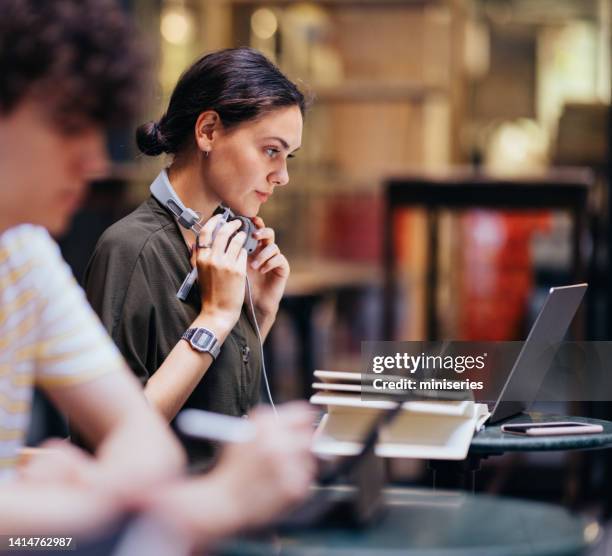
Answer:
[{"xmin": 0, "ymin": 225, "xmax": 124, "ymax": 481}]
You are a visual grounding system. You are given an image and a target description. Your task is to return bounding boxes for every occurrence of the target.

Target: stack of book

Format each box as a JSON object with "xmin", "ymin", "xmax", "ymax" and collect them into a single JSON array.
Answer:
[{"xmin": 311, "ymin": 370, "xmax": 489, "ymax": 460}]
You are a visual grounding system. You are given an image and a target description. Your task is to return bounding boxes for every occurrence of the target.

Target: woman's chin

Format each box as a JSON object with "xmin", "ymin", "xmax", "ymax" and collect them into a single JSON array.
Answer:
[
  {"xmin": 239, "ymin": 203, "xmax": 259, "ymax": 219},
  {"xmin": 226, "ymin": 193, "xmax": 263, "ymax": 217}
]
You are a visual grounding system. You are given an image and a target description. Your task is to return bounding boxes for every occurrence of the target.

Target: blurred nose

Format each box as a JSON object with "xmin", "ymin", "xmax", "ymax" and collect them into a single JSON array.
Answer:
[{"xmin": 76, "ymin": 130, "xmax": 109, "ymax": 182}]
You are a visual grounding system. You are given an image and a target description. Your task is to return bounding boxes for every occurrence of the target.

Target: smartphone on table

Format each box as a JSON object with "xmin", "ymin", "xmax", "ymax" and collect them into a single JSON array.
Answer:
[{"xmin": 501, "ymin": 421, "xmax": 603, "ymax": 436}]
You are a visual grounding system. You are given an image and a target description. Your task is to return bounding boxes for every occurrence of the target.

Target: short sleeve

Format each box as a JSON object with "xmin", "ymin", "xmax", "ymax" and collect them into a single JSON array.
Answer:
[{"xmin": 24, "ymin": 228, "xmax": 125, "ymax": 388}]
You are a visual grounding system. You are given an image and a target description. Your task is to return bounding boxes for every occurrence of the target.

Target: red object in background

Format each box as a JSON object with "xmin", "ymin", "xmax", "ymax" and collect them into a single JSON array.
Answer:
[
  {"xmin": 320, "ymin": 192, "xmax": 383, "ymax": 262},
  {"xmin": 322, "ymin": 199, "xmax": 552, "ymax": 341},
  {"xmin": 460, "ymin": 210, "xmax": 551, "ymax": 340}
]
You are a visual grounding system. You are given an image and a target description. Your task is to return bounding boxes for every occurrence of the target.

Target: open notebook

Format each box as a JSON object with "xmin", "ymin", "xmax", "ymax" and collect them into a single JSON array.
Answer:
[{"xmin": 311, "ymin": 370, "xmax": 490, "ymax": 460}]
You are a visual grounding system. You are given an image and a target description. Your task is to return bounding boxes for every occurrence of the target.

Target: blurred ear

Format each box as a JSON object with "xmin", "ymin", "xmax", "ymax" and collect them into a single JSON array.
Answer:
[{"xmin": 195, "ymin": 110, "xmax": 222, "ymax": 154}]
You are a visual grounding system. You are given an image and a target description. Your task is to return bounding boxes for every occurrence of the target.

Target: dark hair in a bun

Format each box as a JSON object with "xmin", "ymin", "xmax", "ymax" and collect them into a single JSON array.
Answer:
[
  {"xmin": 136, "ymin": 120, "xmax": 168, "ymax": 156},
  {"xmin": 135, "ymin": 47, "xmax": 308, "ymax": 157}
]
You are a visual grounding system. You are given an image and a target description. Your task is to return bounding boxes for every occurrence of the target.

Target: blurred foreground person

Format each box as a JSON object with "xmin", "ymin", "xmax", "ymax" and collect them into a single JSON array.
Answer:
[
  {"xmin": 0, "ymin": 0, "xmax": 314, "ymax": 548},
  {"xmin": 0, "ymin": 0, "xmax": 184, "ymax": 535}
]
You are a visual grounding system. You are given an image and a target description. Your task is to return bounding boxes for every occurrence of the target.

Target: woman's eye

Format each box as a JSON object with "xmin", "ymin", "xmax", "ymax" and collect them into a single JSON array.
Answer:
[{"xmin": 265, "ymin": 148, "xmax": 279, "ymax": 158}]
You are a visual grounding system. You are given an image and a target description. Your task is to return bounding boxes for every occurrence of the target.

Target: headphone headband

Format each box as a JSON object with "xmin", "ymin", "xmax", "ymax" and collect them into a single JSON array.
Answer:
[{"xmin": 150, "ymin": 169, "xmax": 202, "ymax": 234}]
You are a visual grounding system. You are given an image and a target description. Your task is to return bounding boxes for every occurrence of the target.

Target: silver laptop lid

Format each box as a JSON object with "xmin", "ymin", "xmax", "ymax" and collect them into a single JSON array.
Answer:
[{"xmin": 489, "ymin": 283, "xmax": 587, "ymax": 423}]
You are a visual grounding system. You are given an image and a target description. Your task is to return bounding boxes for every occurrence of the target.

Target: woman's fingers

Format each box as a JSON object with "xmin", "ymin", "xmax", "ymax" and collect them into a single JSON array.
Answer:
[
  {"xmin": 210, "ymin": 219, "xmax": 242, "ymax": 257},
  {"xmin": 197, "ymin": 214, "xmax": 225, "ymax": 251},
  {"xmin": 258, "ymin": 254, "xmax": 288, "ymax": 275},
  {"xmin": 251, "ymin": 243, "xmax": 280, "ymax": 269},
  {"xmin": 253, "ymin": 226, "xmax": 275, "ymax": 246},
  {"xmin": 237, "ymin": 247, "xmax": 248, "ymax": 270},
  {"xmin": 226, "ymin": 231, "xmax": 247, "ymax": 260},
  {"xmin": 251, "ymin": 216, "xmax": 265, "ymax": 229}
]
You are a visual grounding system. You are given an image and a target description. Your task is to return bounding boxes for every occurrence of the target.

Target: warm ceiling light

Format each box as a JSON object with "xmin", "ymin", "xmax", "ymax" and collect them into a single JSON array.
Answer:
[
  {"xmin": 161, "ymin": 7, "xmax": 194, "ymax": 45},
  {"xmin": 251, "ymin": 8, "xmax": 278, "ymax": 40}
]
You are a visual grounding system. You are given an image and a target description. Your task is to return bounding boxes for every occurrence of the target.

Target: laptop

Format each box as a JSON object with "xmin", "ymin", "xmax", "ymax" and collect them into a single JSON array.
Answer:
[
  {"xmin": 488, "ymin": 283, "xmax": 587, "ymax": 423},
  {"xmin": 310, "ymin": 283, "xmax": 588, "ymax": 431}
]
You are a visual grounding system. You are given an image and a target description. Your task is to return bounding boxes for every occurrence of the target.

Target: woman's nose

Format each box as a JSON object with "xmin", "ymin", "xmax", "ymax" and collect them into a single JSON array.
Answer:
[{"xmin": 271, "ymin": 164, "xmax": 289, "ymax": 187}]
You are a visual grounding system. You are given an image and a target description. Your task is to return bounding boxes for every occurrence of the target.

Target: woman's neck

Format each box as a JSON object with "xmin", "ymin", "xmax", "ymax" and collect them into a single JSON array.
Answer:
[{"xmin": 166, "ymin": 154, "xmax": 219, "ymax": 222}]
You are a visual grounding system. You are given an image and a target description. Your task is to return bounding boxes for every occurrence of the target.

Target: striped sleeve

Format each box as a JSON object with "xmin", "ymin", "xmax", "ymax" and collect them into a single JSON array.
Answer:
[{"xmin": 27, "ymin": 228, "xmax": 125, "ymax": 388}]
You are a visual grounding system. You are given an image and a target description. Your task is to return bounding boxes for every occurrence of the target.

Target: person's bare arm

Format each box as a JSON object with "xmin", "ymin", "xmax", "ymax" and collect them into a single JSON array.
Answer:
[
  {"xmin": 46, "ymin": 367, "xmax": 185, "ymax": 498},
  {"xmin": 147, "ymin": 402, "xmax": 316, "ymax": 548},
  {"xmin": 143, "ymin": 326, "xmax": 227, "ymax": 422},
  {"xmin": 144, "ymin": 217, "xmax": 247, "ymax": 421},
  {"xmin": 0, "ymin": 482, "xmax": 121, "ymax": 536}
]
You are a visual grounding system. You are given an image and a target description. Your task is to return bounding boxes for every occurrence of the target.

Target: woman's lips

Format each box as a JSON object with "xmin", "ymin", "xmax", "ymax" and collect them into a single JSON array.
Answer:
[{"xmin": 255, "ymin": 191, "xmax": 270, "ymax": 203}]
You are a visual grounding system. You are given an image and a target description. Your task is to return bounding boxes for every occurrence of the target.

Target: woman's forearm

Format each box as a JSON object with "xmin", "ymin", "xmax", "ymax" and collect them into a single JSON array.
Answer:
[
  {"xmin": 144, "ymin": 342, "xmax": 215, "ymax": 421},
  {"xmin": 144, "ymin": 312, "xmax": 235, "ymax": 421}
]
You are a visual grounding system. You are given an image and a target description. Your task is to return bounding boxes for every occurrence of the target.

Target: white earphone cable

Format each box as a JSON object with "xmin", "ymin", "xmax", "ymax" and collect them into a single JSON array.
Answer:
[{"xmin": 245, "ymin": 274, "xmax": 278, "ymax": 418}]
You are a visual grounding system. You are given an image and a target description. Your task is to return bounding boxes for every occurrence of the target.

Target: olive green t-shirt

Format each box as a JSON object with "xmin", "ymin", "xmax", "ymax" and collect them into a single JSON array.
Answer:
[{"xmin": 83, "ymin": 196, "xmax": 262, "ymax": 421}]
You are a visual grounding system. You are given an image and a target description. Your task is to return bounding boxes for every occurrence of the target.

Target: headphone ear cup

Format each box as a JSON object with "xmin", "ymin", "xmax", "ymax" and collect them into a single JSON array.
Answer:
[{"xmin": 235, "ymin": 216, "xmax": 259, "ymax": 254}]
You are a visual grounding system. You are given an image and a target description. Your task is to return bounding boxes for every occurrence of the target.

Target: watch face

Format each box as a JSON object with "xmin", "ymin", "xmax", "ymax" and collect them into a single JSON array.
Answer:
[{"xmin": 192, "ymin": 328, "xmax": 214, "ymax": 348}]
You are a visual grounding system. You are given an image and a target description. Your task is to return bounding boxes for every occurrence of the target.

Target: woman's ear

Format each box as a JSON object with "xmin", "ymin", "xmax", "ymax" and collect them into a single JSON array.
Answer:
[{"xmin": 194, "ymin": 110, "xmax": 221, "ymax": 154}]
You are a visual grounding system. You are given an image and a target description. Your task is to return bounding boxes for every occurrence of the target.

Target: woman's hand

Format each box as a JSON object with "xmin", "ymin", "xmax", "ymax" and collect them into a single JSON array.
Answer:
[
  {"xmin": 191, "ymin": 215, "xmax": 248, "ymax": 340},
  {"xmin": 246, "ymin": 216, "xmax": 290, "ymax": 324}
]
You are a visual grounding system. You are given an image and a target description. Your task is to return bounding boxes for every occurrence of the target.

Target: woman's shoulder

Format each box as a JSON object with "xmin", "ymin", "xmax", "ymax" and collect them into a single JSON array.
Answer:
[{"xmin": 94, "ymin": 197, "xmax": 174, "ymax": 262}]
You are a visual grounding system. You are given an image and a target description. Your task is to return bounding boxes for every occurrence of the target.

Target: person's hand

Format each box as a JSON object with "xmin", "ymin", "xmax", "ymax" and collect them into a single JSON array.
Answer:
[
  {"xmin": 147, "ymin": 402, "xmax": 316, "ymax": 546},
  {"xmin": 191, "ymin": 214, "xmax": 248, "ymax": 339},
  {"xmin": 17, "ymin": 439, "xmax": 140, "ymax": 512},
  {"xmin": 17, "ymin": 438, "xmax": 100, "ymax": 487},
  {"xmin": 14, "ymin": 440, "xmax": 127, "ymax": 535},
  {"xmin": 246, "ymin": 216, "xmax": 289, "ymax": 320},
  {"xmin": 216, "ymin": 401, "xmax": 315, "ymax": 527}
]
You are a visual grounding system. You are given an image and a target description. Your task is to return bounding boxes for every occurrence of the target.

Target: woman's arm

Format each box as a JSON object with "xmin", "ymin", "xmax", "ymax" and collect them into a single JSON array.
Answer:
[
  {"xmin": 143, "ymin": 217, "xmax": 248, "ymax": 421},
  {"xmin": 143, "ymin": 313, "xmax": 232, "ymax": 421}
]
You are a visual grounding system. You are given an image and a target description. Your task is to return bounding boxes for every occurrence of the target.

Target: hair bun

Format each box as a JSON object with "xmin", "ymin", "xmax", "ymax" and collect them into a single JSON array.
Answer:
[{"xmin": 135, "ymin": 120, "xmax": 167, "ymax": 156}]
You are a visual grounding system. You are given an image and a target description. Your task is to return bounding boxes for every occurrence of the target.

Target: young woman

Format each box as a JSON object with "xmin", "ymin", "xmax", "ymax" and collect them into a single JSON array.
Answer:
[{"xmin": 85, "ymin": 48, "xmax": 305, "ymax": 429}]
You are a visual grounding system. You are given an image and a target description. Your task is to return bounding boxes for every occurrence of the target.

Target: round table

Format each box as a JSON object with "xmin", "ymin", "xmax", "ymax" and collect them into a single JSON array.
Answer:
[
  {"xmin": 429, "ymin": 413, "xmax": 612, "ymax": 491},
  {"xmin": 470, "ymin": 412, "xmax": 612, "ymax": 454},
  {"xmin": 216, "ymin": 487, "xmax": 599, "ymax": 556}
]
